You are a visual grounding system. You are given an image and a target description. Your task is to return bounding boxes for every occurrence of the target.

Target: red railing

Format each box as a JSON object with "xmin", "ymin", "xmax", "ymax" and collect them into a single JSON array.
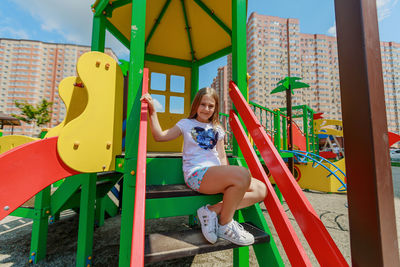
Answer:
[
  {"xmin": 229, "ymin": 81, "xmax": 348, "ymax": 267},
  {"xmin": 130, "ymin": 68, "xmax": 149, "ymax": 267},
  {"xmin": 230, "ymin": 111, "xmax": 311, "ymax": 266}
]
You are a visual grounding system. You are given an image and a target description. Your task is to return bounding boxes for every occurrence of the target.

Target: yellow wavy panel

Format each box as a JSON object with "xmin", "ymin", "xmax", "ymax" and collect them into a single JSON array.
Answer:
[
  {"xmin": 0, "ymin": 135, "xmax": 39, "ymax": 154},
  {"xmin": 57, "ymin": 52, "xmax": 123, "ymax": 172},
  {"xmin": 45, "ymin": 77, "xmax": 88, "ymax": 138}
]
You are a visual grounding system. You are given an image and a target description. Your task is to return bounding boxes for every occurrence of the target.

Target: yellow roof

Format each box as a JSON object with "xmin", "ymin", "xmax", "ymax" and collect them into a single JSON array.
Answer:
[{"xmin": 100, "ymin": 0, "xmax": 232, "ymax": 61}]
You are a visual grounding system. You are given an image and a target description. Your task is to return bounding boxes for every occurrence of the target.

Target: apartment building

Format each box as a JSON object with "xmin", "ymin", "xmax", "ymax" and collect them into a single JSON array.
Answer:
[
  {"xmin": 0, "ymin": 38, "xmax": 117, "ymax": 136},
  {"xmin": 211, "ymin": 12, "xmax": 400, "ymax": 134}
]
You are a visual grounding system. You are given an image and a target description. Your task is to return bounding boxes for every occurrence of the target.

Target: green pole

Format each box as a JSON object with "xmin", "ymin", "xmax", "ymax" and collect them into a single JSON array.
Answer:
[
  {"xmin": 91, "ymin": 15, "xmax": 106, "ymax": 52},
  {"xmin": 231, "ymin": 0, "xmax": 247, "ymax": 157},
  {"xmin": 119, "ymin": 0, "xmax": 147, "ymax": 266},
  {"xmin": 191, "ymin": 62, "xmax": 199, "ymax": 103}
]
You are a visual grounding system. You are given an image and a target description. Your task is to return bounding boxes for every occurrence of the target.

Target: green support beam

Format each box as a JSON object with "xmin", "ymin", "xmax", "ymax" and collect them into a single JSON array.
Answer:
[
  {"xmin": 76, "ymin": 173, "xmax": 97, "ymax": 267},
  {"xmin": 93, "ymin": 0, "xmax": 110, "ymax": 16},
  {"xmin": 29, "ymin": 186, "xmax": 51, "ymax": 264},
  {"xmin": 119, "ymin": 0, "xmax": 147, "ymax": 266},
  {"xmin": 91, "ymin": 15, "xmax": 106, "ymax": 52},
  {"xmin": 145, "ymin": 54, "xmax": 192, "ymax": 67},
  {"xmin": 231, "ymin": 0, "xmax": 247, "ymax": 156},
  {"xmin": 180, "ymin": 0, "xmax": 196, "ymax": 61},
  {"xmin": 191, "ymin": 61, "xmax": 199, "ymax": 103},
  {"xmin": 105, "ymin": 19, "xmax": 130, "ymax": 49},
  {"xmin": 197, "ymin": 46, "xmax": 232, "ymax": 66},
  {"xmin": 145, "ymin": 0, "xmax": 172, "ymax": 48},
  {"xmin": 193, "ymin": 0, "xmax": 232, "ymax": 36}
]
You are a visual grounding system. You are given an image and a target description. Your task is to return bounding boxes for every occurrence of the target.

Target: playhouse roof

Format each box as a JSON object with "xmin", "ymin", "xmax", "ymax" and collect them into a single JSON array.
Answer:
[
  {"xmin": 100, "ymin": 0, "xmax": 236, "ymax": 62},
  {"xmin": 0, "ymin": 112, "xmax": 21, "ymax": 127}
]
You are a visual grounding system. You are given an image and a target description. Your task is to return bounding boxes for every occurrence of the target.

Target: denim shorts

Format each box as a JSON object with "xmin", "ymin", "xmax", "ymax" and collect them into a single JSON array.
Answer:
[{"xmin": 185, "ymin": 167, "xmax": 209, "ymax": 192}]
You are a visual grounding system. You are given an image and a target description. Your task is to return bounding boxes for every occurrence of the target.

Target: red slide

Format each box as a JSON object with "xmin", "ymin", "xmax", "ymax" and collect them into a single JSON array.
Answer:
[
  {"xmin": 0, "ymin": 137, "xmax": 79, "ymax": 220},
  {"xmin": 229, "ymin": 81, "xmax": 347, "ymax": 267},
  {"xmin": 388, "ymin": 131, "xmax": 400, "ymax": 147}
]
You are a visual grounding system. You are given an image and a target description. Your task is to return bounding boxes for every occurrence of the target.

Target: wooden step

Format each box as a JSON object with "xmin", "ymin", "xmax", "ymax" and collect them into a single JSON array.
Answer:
[
  {"xmin": 146, "ymin": 184, "xmax": 203, "ymax": 199},
  {"xmin": 144, "ymin": 222, "xmax": 270, "ymax": 264}
]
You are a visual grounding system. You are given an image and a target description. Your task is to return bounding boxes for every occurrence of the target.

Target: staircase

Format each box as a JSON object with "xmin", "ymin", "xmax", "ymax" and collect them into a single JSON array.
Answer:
[{"xmin": 142, "ymin": 158, "xmax": 271, "ymax": 264}]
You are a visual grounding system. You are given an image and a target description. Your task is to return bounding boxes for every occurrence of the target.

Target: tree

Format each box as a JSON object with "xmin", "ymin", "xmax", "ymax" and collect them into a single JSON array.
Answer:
[
  {"xmin": 12, "ymin": 99, "xmax": 53, "ymax": 134},
  {"xmin": 271, "ymin": 76, "xmax": 309, "ymax": 173}
]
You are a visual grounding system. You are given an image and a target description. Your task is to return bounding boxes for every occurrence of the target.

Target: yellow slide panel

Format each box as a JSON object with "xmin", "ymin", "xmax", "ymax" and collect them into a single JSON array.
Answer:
[
  {"xmin": 57, "ymin": 52, "xmax": 123, "ymax": 173},
  {"xmin": 45, "ymin": 76, "xmax": 88, "ymax": 138},
  {"xmin": 0, "ymin": 135, "xmax": 39, "ymax": 154}
]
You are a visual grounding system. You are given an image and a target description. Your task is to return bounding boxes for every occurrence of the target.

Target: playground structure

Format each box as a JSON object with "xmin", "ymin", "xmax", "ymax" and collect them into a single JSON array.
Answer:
[{"xmin": 0, "ymin": 0, "xmax": 399, "ymax": 267}]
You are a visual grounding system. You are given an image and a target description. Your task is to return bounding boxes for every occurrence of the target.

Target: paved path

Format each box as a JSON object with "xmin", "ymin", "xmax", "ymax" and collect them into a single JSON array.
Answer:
[{"xmin": 1, "ymin": 168, "xmax": 400, "ymax": 266}]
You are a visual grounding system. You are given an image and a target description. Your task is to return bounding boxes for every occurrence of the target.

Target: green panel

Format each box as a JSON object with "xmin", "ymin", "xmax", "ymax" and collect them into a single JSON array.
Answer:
[
  {"xmin": 145, "ymin": 54, "xmax": 192, "ymax": 67},
  {"xmin": 193, "ymin": 0, "xmax": 232, "ymax": 36},
  {"xmin": 146, "ymin": 157, "xmax": 184, "ymax": 185},
  {"xmin": 76, "ymin": 173, "xmax": 97, "ymax": 267},
  {"xmin": 197, "ymin": 46, "xmax": 232, "ymax": 66},
  {"xmin": 145, "ymin": 195, "xmax": 223, "ymax": 219},
  {"xmin": 241, "ymin": 204, "xmax": 284, "ymax": 267},
  {"xmin": 191, "ymin": 62, "xmax": 199, "ymax": 103},
  {"xmin": 10, "ymin": 207, "xmax": 35, "ymax": 218},
  {"xmin": 104, "ymin": 195, "xmax": 119, "ymax": 217},
  {"xmin": 50, "ymin": 174, "xmax": 83, "ymax": 214},
  {"xmin": 91, "ymin": 15, "xmax": 106, "ymax": 52},
  {"xmin": 30, "ymin": 186, "xmax": 51, "ymax": 263}
]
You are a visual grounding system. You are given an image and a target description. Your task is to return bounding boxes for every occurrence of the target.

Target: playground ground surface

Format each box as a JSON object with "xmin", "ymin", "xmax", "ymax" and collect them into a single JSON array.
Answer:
[{"xmin": 1, "ymin": 167, "xmax": 400, "ymax": 266}]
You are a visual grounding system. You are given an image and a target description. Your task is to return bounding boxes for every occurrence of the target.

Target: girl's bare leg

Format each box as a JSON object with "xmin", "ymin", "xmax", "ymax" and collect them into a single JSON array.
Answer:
[
  {"xmin": 198, "ymin": 166, "xmax": 267, "ymax": 225},
  {"xmin": 206, "ymin": 178, "xmax": 267, "ymax": 215}
]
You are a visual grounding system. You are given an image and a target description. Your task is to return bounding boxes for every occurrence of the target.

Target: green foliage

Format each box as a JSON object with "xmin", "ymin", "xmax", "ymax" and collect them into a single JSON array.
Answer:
[
  {"xmin": 119, "ymin": 59, "xmax": 129, "ymax": 76},
  {"xmin": 271, "ymin": 76, "xmax": 310, "ymax": 95},
  {"xmin": 12, "ymin": 99, "xmax": 53, "ymax": 127}
]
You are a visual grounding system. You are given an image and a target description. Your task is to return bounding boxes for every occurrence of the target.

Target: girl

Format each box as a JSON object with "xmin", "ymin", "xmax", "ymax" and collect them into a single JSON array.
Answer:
[{"xmin": 141, "ymin": 87, "xmax": 267, "ymax": 246}]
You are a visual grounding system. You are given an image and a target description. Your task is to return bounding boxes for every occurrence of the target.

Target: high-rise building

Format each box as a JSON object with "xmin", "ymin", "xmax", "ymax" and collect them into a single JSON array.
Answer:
[
  {"xmin": 211, "ymin": 65, "xmax": 231, "ymax": 114},
  {"xmin": 211, "ymin": 12, "xmax": 400, "ymax": 135},
  {"xmin": 0, "ymin": 38, "xmax": 117, "ymax": 136}
]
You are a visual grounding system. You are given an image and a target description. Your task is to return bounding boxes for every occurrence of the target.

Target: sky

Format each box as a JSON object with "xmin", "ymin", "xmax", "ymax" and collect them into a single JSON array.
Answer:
[{"xmin": 1, "ymin": 0, "xmax": 399, "ymax": 88}]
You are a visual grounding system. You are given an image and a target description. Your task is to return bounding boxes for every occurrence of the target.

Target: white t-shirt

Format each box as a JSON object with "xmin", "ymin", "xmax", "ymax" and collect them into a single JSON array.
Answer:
[{"xmin": 176, "ymin": 118, "xmax": 225, "ymax": 181}]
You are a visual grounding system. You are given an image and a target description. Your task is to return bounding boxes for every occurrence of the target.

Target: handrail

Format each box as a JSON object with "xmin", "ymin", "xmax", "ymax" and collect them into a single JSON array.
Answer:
[
  {"xmin": 282, "ymin": 149, "xmax": 347, "ymax": 191},
  {"xmin": 229, "ymin": 81, "xmax": 348, "ymax": 267},
  {"xmin": 230, "ymin": 111, "xmax": 311, "ymax": 266},
  {"xmin": 130, "ymin": 68, "xmax": 149, "ymax": 267}
]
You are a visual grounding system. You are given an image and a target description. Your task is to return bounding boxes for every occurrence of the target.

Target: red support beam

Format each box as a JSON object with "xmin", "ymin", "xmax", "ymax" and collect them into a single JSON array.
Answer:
[
  {"xmin": 130, "ymin": 68, "xmax": 149, "ymax": 267},
  {"xmin": 334, "ymin": 0, "xmax": 400, "ymax": 266},
  {"xmin": 230, "ymin": 111, "xmax": 311, "ymax": 266},
  {"xmin": 229, "ymin": 81, "xmax": 347, "ymax": 266}
]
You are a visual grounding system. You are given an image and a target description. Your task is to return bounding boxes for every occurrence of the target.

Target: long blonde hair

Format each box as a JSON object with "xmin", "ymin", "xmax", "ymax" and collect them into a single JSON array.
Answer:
[{"xmin": 188, "ymin": 87, "xmax": 220, "ymax": 126}]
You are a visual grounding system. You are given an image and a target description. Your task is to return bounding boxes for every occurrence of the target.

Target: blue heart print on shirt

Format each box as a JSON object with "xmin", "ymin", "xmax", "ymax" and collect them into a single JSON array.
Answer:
[{"xmin": 191, "ymin": 127, "xmax": 219, "ymax": 150}]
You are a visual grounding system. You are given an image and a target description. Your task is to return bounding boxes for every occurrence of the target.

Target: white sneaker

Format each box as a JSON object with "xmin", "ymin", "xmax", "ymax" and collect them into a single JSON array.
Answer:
[
  {"xmin": 217, "ymin": 220, "xmax": 255, "ymax": 246},
  {"xmin": 197, "ymin": 205, "xmax": 218, "ymax": 244}
]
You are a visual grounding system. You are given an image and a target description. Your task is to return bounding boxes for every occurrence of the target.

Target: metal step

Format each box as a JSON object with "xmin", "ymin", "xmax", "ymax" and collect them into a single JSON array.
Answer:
[{"xmin": 144, "ymin": 222, "xmax": 270, "ymax": 264}]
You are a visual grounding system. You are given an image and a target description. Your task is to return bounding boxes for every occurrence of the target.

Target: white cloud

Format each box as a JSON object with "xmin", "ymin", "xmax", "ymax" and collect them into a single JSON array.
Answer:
[
  {"xmin": 0, "ymin": 26, "xmax": 29, "ymax": 39},
  {"xmin": 327, "ymin": 23, "xmax": 336, "ymax": 37},
  {"xmin": 12, "ymin": 0, "xmax": 129, "ymax": 59},
  {"xmin": 376, "ymin": 0, "xmax": 399, "ymax": 21}
]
